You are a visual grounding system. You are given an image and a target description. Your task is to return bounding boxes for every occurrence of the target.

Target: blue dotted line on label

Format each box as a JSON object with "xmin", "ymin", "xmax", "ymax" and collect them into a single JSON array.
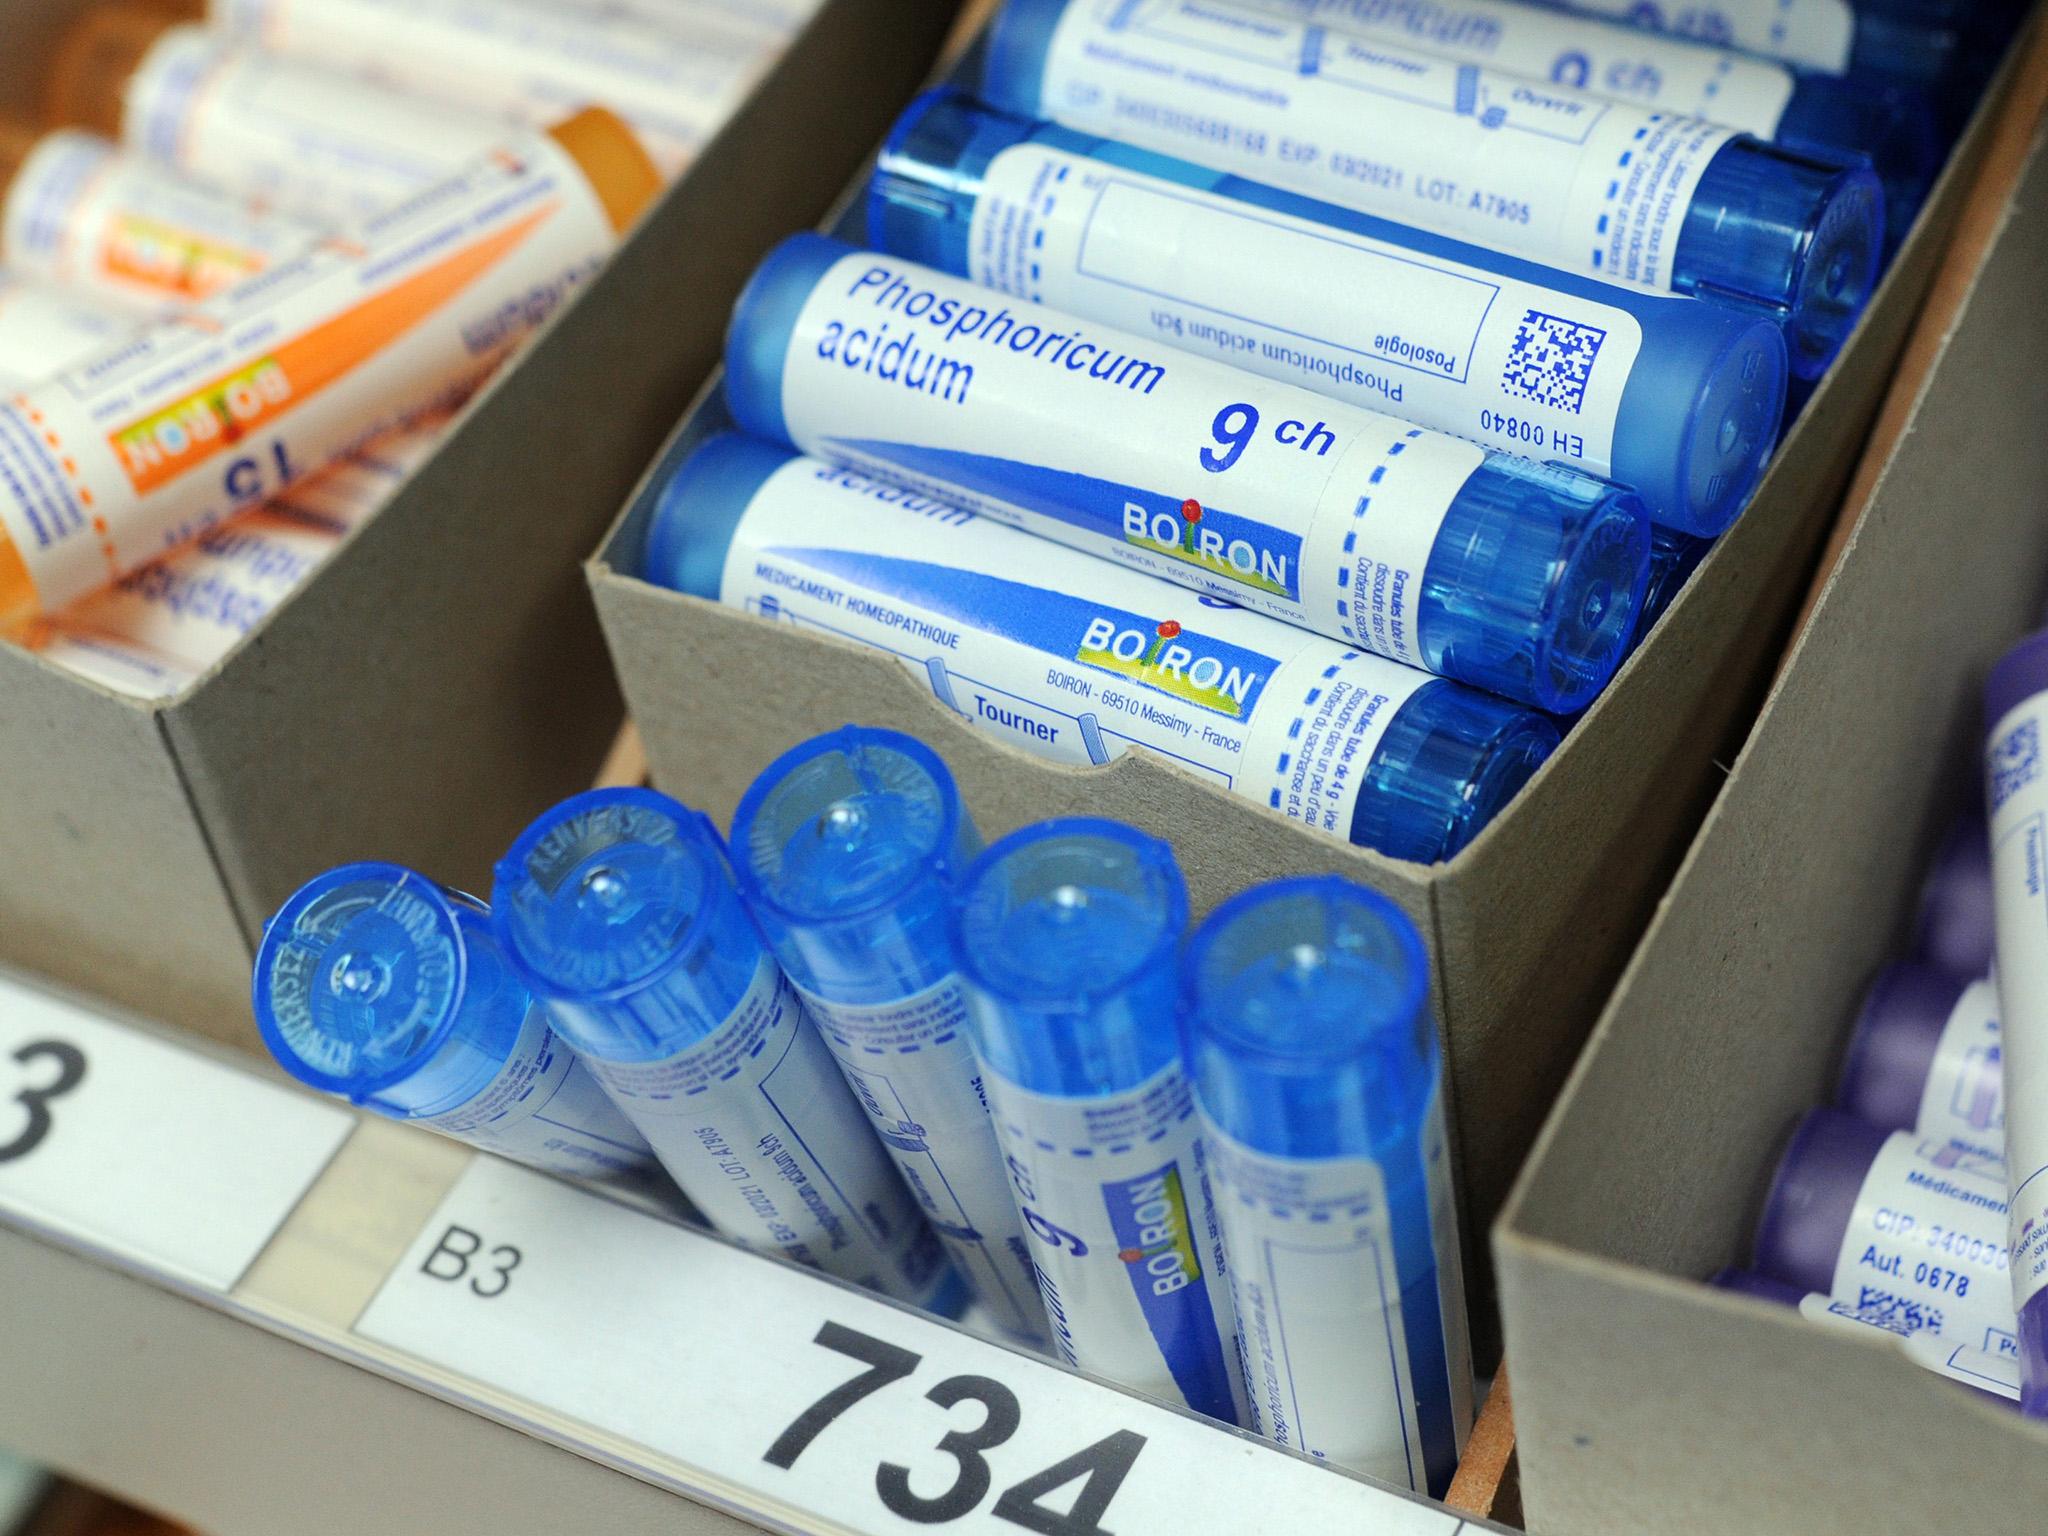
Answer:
[
  {"xmin": 822, "ymin": 1029, "xmax": 959, "ymax": 1056},
  {"xmin": 1000, "ymin": 1110, "xmax": 1187, "ymax": 1160},
  {"xmin": 1333, "ymin": 426, "xmax": 1424, "ymax": 634},
  {"xmin": 1022, "ymin": 162, "xmax": 1071, "ymax": 303},
  {"xmin": 1234, "ymin": 1190, "xmax": 1377, "ymax": 1222},
  {"xmin": 1268, "ymin": 651, "xmax": 1366, "ymax": 812},
  {"xmin": 1592, "ymin": 121, "xmax": 1656, "ymax": 271}
]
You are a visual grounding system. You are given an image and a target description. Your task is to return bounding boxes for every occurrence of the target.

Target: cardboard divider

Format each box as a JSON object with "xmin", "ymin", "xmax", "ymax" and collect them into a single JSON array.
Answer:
[
  {"xmin": 0, "ymin": 0, "xmax": 966, "ymax": 1051},
  {"xmin": 585, "ymin": 12, "xmax": 2027, "ymax": 1351},
  {"xmin": 1496, "ymin": 24, "xmax": 2048, "ymax": 1532}
]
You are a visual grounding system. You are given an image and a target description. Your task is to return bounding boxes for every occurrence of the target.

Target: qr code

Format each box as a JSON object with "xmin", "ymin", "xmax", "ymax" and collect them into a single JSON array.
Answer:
[
  {"xmin": 1992, "ymin": 718, "xmax": 2040, "ymax": 810},
  {"xmin": 1846, "ymin": 1286, "xmax": 1942, "ymax": 1336},
  {"xmin": 1502, "ymin": 309, "xmax": 1607, "ymax": 415}
]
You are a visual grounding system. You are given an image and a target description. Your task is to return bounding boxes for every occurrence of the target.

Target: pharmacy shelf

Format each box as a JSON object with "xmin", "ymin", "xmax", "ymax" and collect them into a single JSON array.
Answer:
[{"xmin": 0, "ymin": 967, "xmax": 1509, "ymax": 1536}]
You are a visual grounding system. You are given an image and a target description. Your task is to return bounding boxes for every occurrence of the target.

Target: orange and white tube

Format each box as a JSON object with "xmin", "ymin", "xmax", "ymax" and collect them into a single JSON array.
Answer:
[{"xmin": 0, "ymin": 107, "xmax": 657, "ymax": 629}]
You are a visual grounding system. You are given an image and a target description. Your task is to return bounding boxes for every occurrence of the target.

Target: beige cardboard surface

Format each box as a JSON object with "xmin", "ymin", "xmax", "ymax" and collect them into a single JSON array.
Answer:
[
  {"xmin": 0, "ymin": 0, "xmax": 964, "ymax": 1052},
  {"xmin": 1497, "ymin": 81, "xmax": 2048, "ymax": 1536},
  {"xmin": 588, "ymin": 15, "xmax": 2021, "ymax": 1347}
]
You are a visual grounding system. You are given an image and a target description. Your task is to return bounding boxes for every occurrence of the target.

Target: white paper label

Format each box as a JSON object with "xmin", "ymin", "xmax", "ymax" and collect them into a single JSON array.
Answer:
[
  {"xmin": 0, "ymin": 969, "xmax": 352, "ymax": 1291},
  {"xmin": 1827, "ymin": 1132, "xmax": 2017, "ymax": 1359},
  {"xmin": 414, "ymin": 1000, "xmax": 654, "ymax": 1179},
  {"xmin": 778, "ymin": 250, "xmax": 1487, "ymax": 666},
  {"xmin": 981, "ymin": 1062, "xmax": 1246, "ymax": 1423},
  {"xmin": 0, "ymin": 128, "xmax": 614, "ymax": 613},
  {"xmin": 797, "ymin": 977, "xmax": 1048, "ymax": 1341},
  {"xmin": 212, "ymin": 0, "xmax": 775, "ymax": 175},
  {"xmin": 967, "ymin": 142, "xmax": 1644, "ymax": 478},
  {"xmin": 0, "ymin": 276, "xmax": 134, "ymax": 391},
  {"xmin": 1031, "ymin": 0, "xmax": 1740, "ymax": 292},
  {"xmin": 357, "ymin": 1157, "xmax": 1466, "ymax": 1536},
  {"xmin": 1916, "ymin": 978, "xmax": 2005, "ymax": 1164},
  {"xmin": 1797, "ymin": 1293, "xmax": 2020, "ymax": 1398},
  {"xmin": 1989, "ymin": 696, "xmax": 2048, "ymax": 1314},
  {"xmin": 2, "ymin": 130, "xmax": 325, "ymax": 310},
  {"xmin": 720, "ymin": 458, "xmax": 1432, "ymax": 844},
  {"xmin": 577, "ymin": 956, "xmax": 949, "ymax": 1305},
  {"xmin": 1545, "ymin": 0, "xmax": 1854, "ymax": 74},
  {"xmin": 126, "ymin": 28, "xmax": 519, "ymax": 227},
  {"xmin": 1237, "ymin": 0, "xmax": 1797, "ymax": 129}
]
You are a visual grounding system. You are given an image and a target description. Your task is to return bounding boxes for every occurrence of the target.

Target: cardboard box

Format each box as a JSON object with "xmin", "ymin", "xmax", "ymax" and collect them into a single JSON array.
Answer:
[
  {"xmin": 1496, "ymin": 46, "xmax": 2048, "ymax": 1536},
  {"xmin": 585, "ymin": 25, "xmax": 2029, "ymax": 1342},
  {"xmin": 0, "ymin": 0, "xmax": 963, "ymax": 1049}
]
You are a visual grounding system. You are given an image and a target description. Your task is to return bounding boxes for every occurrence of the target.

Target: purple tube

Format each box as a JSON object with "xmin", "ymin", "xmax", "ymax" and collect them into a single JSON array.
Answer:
[
  {"xmin": 1752, "ymin": 1109, "xmax": 2015, "ymax": 1352},
  {"xmin": 1916, "ymin": 811, "xmax": 1994, "ymax": 979},
  {"xmin": 1836, "ymin": 964, "xmax": 2004, "ymax": 1165},
  {"xmin": 1711, "ymin": 1267, "xmax": 1807, "ymax": 1306}
]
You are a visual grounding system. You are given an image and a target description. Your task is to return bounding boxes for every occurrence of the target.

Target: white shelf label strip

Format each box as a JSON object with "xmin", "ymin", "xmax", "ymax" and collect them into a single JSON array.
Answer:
[
  {"xmin": 0, "ymin": 969, "xmax": 355, "ymax": 1292},
  {"xmin": 358, "ymin": 1158, "xmax": 1475, "ymax": 1536}
]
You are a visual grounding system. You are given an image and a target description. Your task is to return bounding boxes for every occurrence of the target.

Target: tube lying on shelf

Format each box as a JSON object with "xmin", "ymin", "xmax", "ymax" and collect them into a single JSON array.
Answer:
[
  {"xmin": 0, "ymin": 107, "xmax": 659, "ymax": 629},
  {"xmin": 869, "ymin": 91, "xmax": 1787, "ymax": 538},
  {"xmin": 0, "ymin": 124, "xmax": 325, "ymax": 308},
  {"xmin": 726, "ymin": 234, "xmax": 1652, "ymax": 713},
  {"xmin": 491, "ymin": 786, "xmax": 959, "ymax": 1309},
  {"xmin": 731, "ymin": 725, "xmax": 1050, "ymax": 1343},
  {"xmin": 1184, "ymin": 875, "xmax": 1472, "ymax": 1496},
  {"xmin": 952, "ymin": 816, "xmax": 1245, "ymax": 1421},
  {"xmin": 643, "ymin": 435, "xmax": 1562, "ymax": 865},
  {"xmin": 251, "ymin": 861, "xmax": 659, "ymax": 1179},
  {"xmin": 981, "ymin": 0, "xmax": 1884, "ymax": 379}
]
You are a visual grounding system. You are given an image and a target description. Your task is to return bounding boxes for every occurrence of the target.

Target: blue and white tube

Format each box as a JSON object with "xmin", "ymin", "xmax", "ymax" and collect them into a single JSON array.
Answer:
[
  {"xmin": 981, "ymin": 0, "xmax": 1884, "ymax": 379},
  {"xmin": 952, "ymin": 817, "xmax": 1246, "ymax": 1422},
  {"xmin": 731, "ymin": 726, "xmax": 1050, "ymax": 1342},
  {"xmin": 869, "ymin": 92, "xmax": 1786, "ymax": 539},
  {"xmin": 645, "ymin": 436, "xmax": 1562, "ymax": 864},
  {"xmin": 490, "ymin": 787, "xmax": 958, "ymax": 1308},
  {"xmin": 1182, "ymin": 876, "xmax": 1472, "ymax": 1495},
  {"xmin": 727, "ymin": 235, "xmax": 1652, "ymax": 713},
  {"xmin": 252, "ymin": 862, "xmax": 656, "ymax": 1180},
  {"xmin": 1984, "ymin": 631, "xmax": 2048, "ymax": 1415},
  {"xmin": 1224, "ymin": 0, "xmax": 1940, "ymax": 229}
]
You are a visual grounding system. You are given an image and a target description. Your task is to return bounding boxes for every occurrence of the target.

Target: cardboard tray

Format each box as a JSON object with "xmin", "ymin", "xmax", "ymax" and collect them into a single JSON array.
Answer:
[
  {"xmin": 0, "ymin": 0, "xmax": 964, "ymax": 1049},
  {"xmin": 1495, "ymin": 25, "xmax": 2048, "ymax": 1533},
  {"xmin": 584, "ymin": 18, "xmax": 2029, "ymax": 1344}
]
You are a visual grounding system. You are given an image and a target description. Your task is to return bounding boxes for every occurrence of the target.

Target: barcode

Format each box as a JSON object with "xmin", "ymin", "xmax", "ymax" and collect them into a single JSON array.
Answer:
[
  {"xmin": 1992, "ymin": 718, "xmax": 2039, "ymax": 810},
  {"xmin": 1501, "ymin": 309, "xmax": 1607, "ymax": 415}
]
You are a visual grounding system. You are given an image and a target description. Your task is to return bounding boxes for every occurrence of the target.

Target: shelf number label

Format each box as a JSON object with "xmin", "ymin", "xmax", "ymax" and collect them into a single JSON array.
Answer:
[
  {"xmin": 767, "ymin": 1321, "xmax": 1145, "ymax": 1534},
  {"xmin": 0, "ymin": 1038, "xmax": 88, "ymax": 1165},
  {"xmin": 420, "ymin": 1224, "xmax": 523, "ymax": 1299}
]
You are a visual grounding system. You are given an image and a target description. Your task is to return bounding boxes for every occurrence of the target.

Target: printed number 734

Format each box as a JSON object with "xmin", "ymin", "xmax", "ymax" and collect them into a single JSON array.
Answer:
[{"xmin": 765, "ymin": 1321, "xmax": 1145, "ymax": 1533}]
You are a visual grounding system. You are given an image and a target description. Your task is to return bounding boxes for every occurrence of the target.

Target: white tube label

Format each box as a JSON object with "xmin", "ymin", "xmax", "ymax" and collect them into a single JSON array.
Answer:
[
  {"xmin": 126, "ymin": 28, "xmax": 518, "ymax": 227},
  {"xmin": 0, "ymin": 130, "xmax": 614, "ymax": 614},
  {"xmin": 1029, "ymin": 0, "xmax": 1739, "ymax": 292},
  {"xmin": 1797, "ymin": 1293, "xmax": 2020, "ymax": 1398},
  {"xmin": 416, "ymin": 999, "xmax": 655, "ymax": 1179},
  {"xmin": 1989, "ymin": 695, "xmax": 2048, "ymax": 1316},
  {"xmin": 37, "ymin": 420, "xmax": 443, "ymax": 689},
  {"xmin": 576, "ymin": 957, "xmax": 950, "ymax": 1305},
  {"xmin": 1546, "ymin": 0, "xmax": 1853, "ymax": 74},
  {"xmin": 2, "ymin": 130, "xmax": 324, "ymax": 309},
  {"xmin": 777, "ymin": 251, "xmax": 1486, "ymax": 668},
  {"xmin": 0, "ymin": 276, "xmax": 133, "ymax": 390},
  {"xmin": 966, "ymin": 142, "xmax": 1643, "ymax": 478},
  {"xmin": 212, "ymin": 0, "xmax": 775, "ymax": 175},
  {"xmin": 1205, "ymin": 1116, "xmax": 1465, "ymax": 1490},
  {"xmin": 719, "ymin": 458, "xmax": 1432, "ymax": 844},
  {"xmin": 985, "ymin": 1061, "xmax": 1246, "ymax": 1421},
  {"xmin": 1827, "ymin": 1133, "xmax": 2017, "ymax": 1358},
  {"xmin": 796, "ymin": 976, "xmax": 1049, "ymax": 1341},
  {"xmin": 1237, "ymin": 0, "xmax": 1796, "ymax": 129},
  {"xmin": 1916, "ymin": 978, "xmax": 2005, "ymax": 1164}
]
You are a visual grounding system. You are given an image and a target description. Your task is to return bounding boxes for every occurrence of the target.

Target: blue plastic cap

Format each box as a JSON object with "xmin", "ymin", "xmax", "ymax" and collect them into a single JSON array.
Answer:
[
  {"xmin": 491, "ymin": 788, "xmax": 768, "ymax": 1062},
  {"xmin": 952, "ymin": 818, "xmax": 1188, "ymax": 1098},
  {"xmin": 1837, "ymin": 962, "xmax": 1967, "ymax": 1132},
  {"xmin": 1711, "ymin": 1268, "xmax": 1806, "ymax": 1307},
  {"xmin": 1183, "ymin": 877, "xmax": 1433, "ymax": 1162},
  {"xmin": 1751, "ymin": 1108, "xmax": 1886, "ymax": 1296},
  {"xmin": 1983, "ymin": 626, "xmax": 2048, "ymax": 729},
  {"xmin": 1777, "ymin": 73, "xmax": 1940, "ymax": 244},
  {"xmin": 253, "ymin": 863, "xmax": 521, "ymax": 1118},
  {"xmin": 641, "ymin": 431, "xmax": 789, "ymax": 598},
  {"xmin": 725, "ymin": 234, "xmax": 853, "ymax": 448},
  {"xmin": 733, "ymin": 725, "xmax": 980, "ymax": 1001},
  {"xmin": 979, "ymin": 0, "xmax": 1064, "ymax": 117},
  {"xmin": 1356, "ymin": 681, "xmax": 1559, "ymax": 863}
]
